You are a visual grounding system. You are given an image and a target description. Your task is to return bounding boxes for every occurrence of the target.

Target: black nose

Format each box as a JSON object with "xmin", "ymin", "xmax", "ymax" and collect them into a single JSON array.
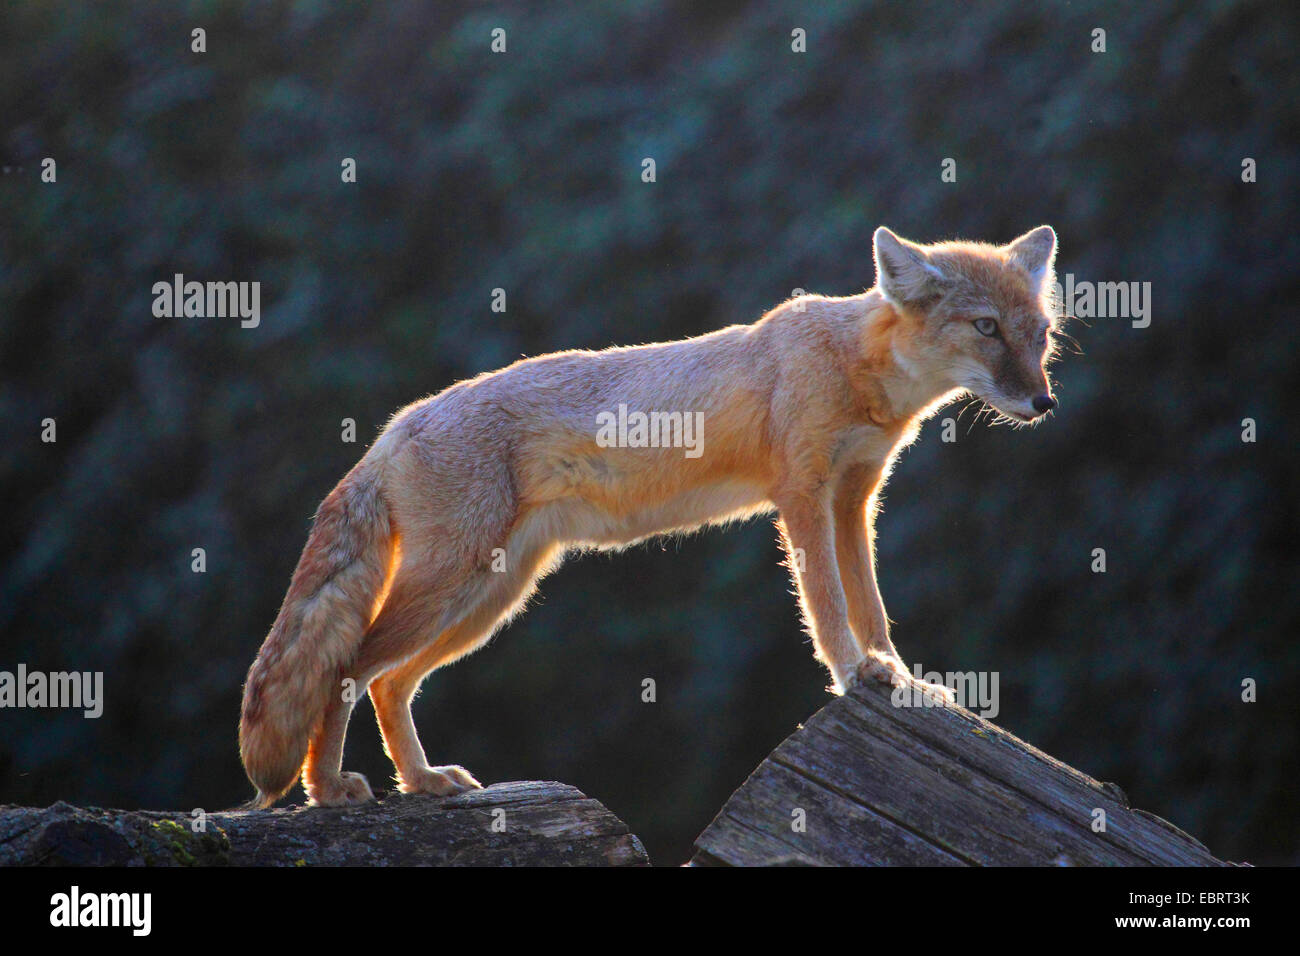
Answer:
[{"xmin": 1032, "ymin": 394, "xmax": 1058, "ymax": 414}]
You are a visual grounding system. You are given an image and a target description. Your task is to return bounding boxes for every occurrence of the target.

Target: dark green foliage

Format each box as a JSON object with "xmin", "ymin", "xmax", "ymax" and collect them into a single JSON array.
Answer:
[{"xmin": 0, "ymin": 0, "xmax": 1295, "ymax": 865}]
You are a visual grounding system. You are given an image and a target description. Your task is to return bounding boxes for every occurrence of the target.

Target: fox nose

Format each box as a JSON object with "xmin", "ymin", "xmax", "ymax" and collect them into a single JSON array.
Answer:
[{"xmin": 1031, "ymin": 394, "xmax": 1058, "ymax": 414}]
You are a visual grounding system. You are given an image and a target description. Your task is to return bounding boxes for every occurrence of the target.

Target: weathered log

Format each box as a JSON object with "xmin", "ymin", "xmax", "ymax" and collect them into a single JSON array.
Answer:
[
  {"xmin": 0, "ymin": 781, "xmax": 648, "ymax": 866},
  {"xmin": 692, "ymin": 677, "xmax": 1226, "ymax": 866}
]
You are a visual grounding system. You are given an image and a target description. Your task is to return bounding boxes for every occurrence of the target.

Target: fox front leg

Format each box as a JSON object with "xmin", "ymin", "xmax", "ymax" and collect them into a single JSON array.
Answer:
[
  {"xmin": 832, "ymin": 469, "xmax": 898, "ymax": 657},
  {"xmin": 831, "ymin": 466, "xmax": 955, "ymax": 700},
  {"xmin": 775, "ymin": 493, "xmax": 864, "ymax": 693},
  {"xmin": 830, "ymin": 467, "xmax": 910, "ymax": 690}
]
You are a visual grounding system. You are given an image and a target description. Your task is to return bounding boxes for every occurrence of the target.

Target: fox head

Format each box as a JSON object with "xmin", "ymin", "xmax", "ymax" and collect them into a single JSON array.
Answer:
[{"xmin": 872, "ymin": 225, "xmax": 1061, "ymax": 423}]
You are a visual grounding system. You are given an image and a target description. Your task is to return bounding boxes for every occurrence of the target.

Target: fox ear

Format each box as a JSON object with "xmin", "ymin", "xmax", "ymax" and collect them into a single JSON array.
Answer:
[
  {"xmin": 1006, "ymin": 225, "xmax": 1057, "ymax": 287},
  {"xmin": 873, "ymin": 227, "xmax": 946, "ymax": 306}
]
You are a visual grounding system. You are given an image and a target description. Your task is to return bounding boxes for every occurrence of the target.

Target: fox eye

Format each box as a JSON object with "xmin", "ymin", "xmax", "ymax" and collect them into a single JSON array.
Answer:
[{"xmin": 973, "ymin": 317, "xmax": 999, "ymax": 337}]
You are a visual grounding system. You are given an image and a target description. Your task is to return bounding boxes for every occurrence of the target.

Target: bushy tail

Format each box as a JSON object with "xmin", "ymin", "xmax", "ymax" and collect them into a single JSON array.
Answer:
[{"xmin": 239, "ymin": 460, "xmax": 395, "ymax": 808}]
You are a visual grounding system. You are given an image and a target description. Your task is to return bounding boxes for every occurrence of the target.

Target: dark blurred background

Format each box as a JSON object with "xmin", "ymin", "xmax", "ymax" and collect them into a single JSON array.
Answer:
[{"xmin": 1, "ymin": 1, "xmax": 1296, "ymax": 866}]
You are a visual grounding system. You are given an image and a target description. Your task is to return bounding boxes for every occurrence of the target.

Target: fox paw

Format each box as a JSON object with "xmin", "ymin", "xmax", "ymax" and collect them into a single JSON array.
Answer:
[
  {"xmin": 305, "ymin": 770, "xmax": 376, "ymax": 807},
  {"xmin": 849, "ymin": 651, "xmax": 913, "ymax": 690},
  {"xmin": 847, "ymin": 653, "xmax": 958, "ymax": 704},
  {"xmin": 917, "ymin": 677, "xmax": 958, "ymax": 704},
  {"xmin": 398, "ymin": 764, "xmax": 483, "ymax": 797}
]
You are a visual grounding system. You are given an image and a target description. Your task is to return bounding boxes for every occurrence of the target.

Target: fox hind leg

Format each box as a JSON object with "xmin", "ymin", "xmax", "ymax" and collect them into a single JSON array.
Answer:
[
  {"xmin": 302, "ymin": 681, "xmax": 377, "ymax": 807},
  {"xmin": 365, "ymin": 532, "xmax": 562, "ymax": 797},
  {"xmin": 369, "ymin": 647, "xmax": 480, "ymax": 797},
  {"xmin": 299, "ymin": 553, "xmax": 473, "ymax": 806}
]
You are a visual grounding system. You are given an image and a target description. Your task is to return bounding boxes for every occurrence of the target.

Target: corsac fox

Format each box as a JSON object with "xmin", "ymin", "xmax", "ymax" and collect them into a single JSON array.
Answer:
[{"xmin": 240, "ymin": 225, "xmax": 1063, "ymax": 807}]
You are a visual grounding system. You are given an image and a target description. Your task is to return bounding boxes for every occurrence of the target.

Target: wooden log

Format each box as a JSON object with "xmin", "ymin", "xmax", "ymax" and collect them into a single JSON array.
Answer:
[
  {"xmin": 0, "ymin": 781, "xmax": 648, "ymax": 867},
  {"xmin": 692, "ymin": 678, "xmax": 1225, "ymax": 866}
]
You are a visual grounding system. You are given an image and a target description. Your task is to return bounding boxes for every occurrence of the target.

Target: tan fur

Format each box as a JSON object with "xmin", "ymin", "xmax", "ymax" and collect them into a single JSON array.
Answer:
[{"xmin": 238, "ymin": 225, "xmax": 1063, "ymax": 806}]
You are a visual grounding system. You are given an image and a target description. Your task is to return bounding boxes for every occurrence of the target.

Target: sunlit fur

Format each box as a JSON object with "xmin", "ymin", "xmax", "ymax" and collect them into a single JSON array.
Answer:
[{"xmin": 238, "ymin": 225, "xmax": 1063, "ymax": 807}]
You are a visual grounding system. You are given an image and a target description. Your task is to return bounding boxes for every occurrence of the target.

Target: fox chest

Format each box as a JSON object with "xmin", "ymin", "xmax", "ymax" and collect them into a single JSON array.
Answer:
[{"xmin": 830, "ymin": 422, "xmax": 914, "ymax": 473}]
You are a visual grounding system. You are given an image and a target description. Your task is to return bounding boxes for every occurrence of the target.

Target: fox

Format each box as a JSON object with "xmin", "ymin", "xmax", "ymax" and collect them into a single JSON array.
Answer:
[{"xmin": 239, "ymin": 224, "xmax": 1063, "ymax": 808}]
